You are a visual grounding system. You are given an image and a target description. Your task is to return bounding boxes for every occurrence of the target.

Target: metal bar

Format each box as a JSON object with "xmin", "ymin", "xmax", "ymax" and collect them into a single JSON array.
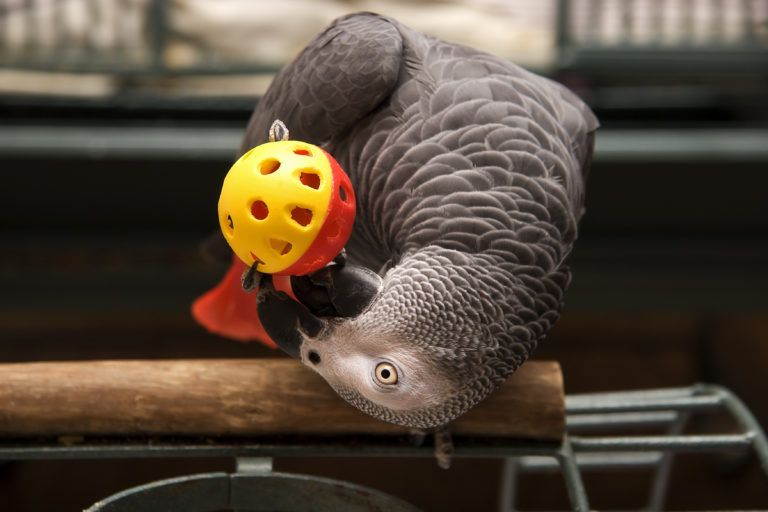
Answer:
[
  {"xmin": 4, "ymin": 126, "xmax": 768, "ymax": 163},
  {"xmin": 516, "ymin": 451, "xmax": 664, "ymax": 471},
  {"xmin": 82, "ymin": 0, "xmax": 96, "ymax": 61},
  {"xmin": 567, "ymin": 386, "xmax": 700, "ymax": 405},
  {"xmin": 236, "ymin": 456, "xmax": 273, "ymax": 474},
  {"xmin": 23, "ymin": 0, "xmax": 35, "ymax": 54},
  {"xmin": 566, "ymin": 411, "xmax": 679, "ymax": 430},
  {"xmin": 0, "ymin": 125, "xmax": 242, "ymax": 161},
  {"xmin": 653, "ymin": 0, "xmax": 665, "ymax": 44},
  {"xmin": 566, "ymin": 395, "xmax": 724, "ymax": 415},
  {"xmin": 570, "ymin": 433, "xmax": 755, "ymax": 452},
  {"xmin": 647, "ymin": 410, "xmax": 690, "ymax": 511},
  {"xmin": 710, "ymin": 384, "xmax": 768, "ymax": 478},
  {"xmin": 46, "ymin": 0, "xmax": 60, "ymax": 69},
  {"xmin": 588, "ymin": 0, "xmax": 605, "ymax": 45},
  {"xmin": 555, "ymin": 0, "xmax": 571, "ymax": 52},
  {"xmin": 682, "ymin": 0, "xmax": 695, "ymax": 44},
  {"xmin": 742, "ymin": 0, "xmax": 756, "ymax": 43},
  {"xmin": 496, "ymin": 457, "xmax": 519, "ymax": 512},
  {"xmin": 711, "ymin": 0, "xmax": 723, "ymax": 43},
  {"xmin": 620, "ymin": 0, "xmax": 634, "ymax": 45},
  {"xmin": 0, "ymin": 441, "xmax": 562, "ymax": 461},
  {"xmin": 556, "ymin": 437, "xmax": 590, "ymax": 512},
  {"xmin": 148, "ymin": 0, "xmax": 167, "ymax": 73},
  {"xmin": 1, "ymin": 0, "xmax": 7, "ymax": 56}
]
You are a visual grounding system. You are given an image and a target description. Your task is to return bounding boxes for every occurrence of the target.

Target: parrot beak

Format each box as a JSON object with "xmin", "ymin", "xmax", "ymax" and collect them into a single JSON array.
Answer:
[
  {"xmin": 256, "ymin": 277, "xmax": 325, "ymax": 359},
  {"xmin": 301, "ymin": 263, "xmax": 383, "ymax": 317},
  {"xmin": 255, "ymin": 262, "xmax": 382, "ymax": 360}
]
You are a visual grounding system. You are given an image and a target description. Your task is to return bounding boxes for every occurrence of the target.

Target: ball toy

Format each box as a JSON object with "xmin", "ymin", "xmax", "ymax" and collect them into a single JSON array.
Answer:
[{"xmin": 218, "ymin": 133, "xmax": 355, "ymax": 276}]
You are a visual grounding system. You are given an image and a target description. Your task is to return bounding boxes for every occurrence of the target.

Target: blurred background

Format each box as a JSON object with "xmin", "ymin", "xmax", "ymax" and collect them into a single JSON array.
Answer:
[{"xmin": 1, "ymin": 0, "xmax": 767, "ymax": 510}]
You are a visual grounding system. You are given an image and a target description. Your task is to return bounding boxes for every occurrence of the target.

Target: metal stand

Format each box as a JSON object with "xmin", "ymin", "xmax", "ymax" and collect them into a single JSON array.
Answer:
[
  {"xmin": 86, "ymin": 462, "xmax": 420, "ymax": 512},
  {"xmin": 2, "ymin": 384, "xmax": 766, "ymax": 511},
  {"xmin": 499, "ymin": 384, "xmax": 768, "ymax": 511}
]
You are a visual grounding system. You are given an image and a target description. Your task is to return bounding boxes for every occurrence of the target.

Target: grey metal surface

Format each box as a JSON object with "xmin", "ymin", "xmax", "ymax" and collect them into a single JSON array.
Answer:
[
  {"xmin": 0, "ymin": 124, "xmax": 243, "ymax": 161},
  {"xmin": 556, "ymin": 0, "xmax": 768, "ymax": 74},
  {"xmin": 3, "ymin": 125, "xmax": 768, "ymax": 163},
  {"xmin": 86, "ymin": 472, "xmax": 230, "ymax": 512},
  {"xmin": 0, "ymin": 0, "xmax": 280, "ymax": 75},
  {"xmin": 86, "ymin": 471, "xmax": 423, "ymax": 512},
  {"xmin": 0, "ymin": 438, "xmax": 562, "ymax": 461},
  {"xmin": 501, "ymin": 384, "xmax": 768, "ymax": 511}
]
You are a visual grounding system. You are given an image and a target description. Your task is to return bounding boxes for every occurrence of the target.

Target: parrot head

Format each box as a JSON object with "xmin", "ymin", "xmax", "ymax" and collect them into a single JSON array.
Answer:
[{"xmin": 257, "ymin": 249, "xmax": 517, "ymax": 430}]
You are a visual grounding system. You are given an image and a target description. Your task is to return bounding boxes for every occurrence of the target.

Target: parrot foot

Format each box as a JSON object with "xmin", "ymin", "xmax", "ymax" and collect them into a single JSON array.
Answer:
[
  {"xmin": 433, "ymin": 426, "xmax": 454, "ymax": 470},
  {"xmin": 241, "ymin": 264, "xmax": 262, "ymax": 293}
]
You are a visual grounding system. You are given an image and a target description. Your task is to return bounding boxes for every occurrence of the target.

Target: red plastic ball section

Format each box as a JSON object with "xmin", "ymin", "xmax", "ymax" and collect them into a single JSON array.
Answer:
[{"xmin": 277, "ymin": 148, "xmax": 356, "ymax": 276}]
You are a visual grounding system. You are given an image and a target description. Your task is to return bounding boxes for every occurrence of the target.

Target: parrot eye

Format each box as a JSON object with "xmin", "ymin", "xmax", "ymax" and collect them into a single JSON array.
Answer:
[{"xmin": 374, "ymin": 362, "xmax": 398, "ymax": 386}]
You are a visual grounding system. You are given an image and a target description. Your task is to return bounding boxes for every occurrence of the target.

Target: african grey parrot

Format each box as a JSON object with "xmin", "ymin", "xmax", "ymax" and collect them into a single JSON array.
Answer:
[{"xmin": 196, "ymin": 13, "xmax": 598, "ymax": 435}]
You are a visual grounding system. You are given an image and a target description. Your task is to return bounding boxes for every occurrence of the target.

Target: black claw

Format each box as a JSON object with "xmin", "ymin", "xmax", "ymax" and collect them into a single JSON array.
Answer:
[
  {"xmin": 433, "ymin": 426, "xmax": 454, "ymax": 470},
  {"xmin": 241, "ymin": 264, "xmax": 262, "ymax": 293},
  {"xmin": 332, "ymin": 248, "xmax": 347, "ymax": 267},
  {"xmin": 257, "ymin": 274, "xmax": 325, "ymax": 359}
]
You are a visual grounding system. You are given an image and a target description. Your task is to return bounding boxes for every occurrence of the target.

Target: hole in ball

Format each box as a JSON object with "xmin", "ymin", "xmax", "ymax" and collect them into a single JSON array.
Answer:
[
  {"xmin": 259, "ymin": 158, "xmax": 281, "ymax": 175},
  {"xmin": 308, "ymin": 351, "xmax": 321, "ymax": 364},
  {"xmin": 270, "ymin": 238, "xmax": 292, "ymax": 255},
  {"xmin": 291, "ymin": 207, "xmax": 313, "ymax": 227},
  {"xmin": 299, "ymin": 171, "xmax": 321, "ymax": 190},
  {"xmin": 339, "ymin": 185, "xmax": 347, "ymax": 202},
  {"xmin": 294, "ymin": 148, "xmax": 312, "ymax": 157},
  {"xmin": 250, "ymin": 200, "xmax": 269, "ymax": 220}
]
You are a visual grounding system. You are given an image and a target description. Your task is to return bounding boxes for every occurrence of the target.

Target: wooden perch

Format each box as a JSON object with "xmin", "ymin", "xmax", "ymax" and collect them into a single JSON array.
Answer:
[{"xmin": 0, "ymin": 359, "xmax": 564, "ymax": 442}]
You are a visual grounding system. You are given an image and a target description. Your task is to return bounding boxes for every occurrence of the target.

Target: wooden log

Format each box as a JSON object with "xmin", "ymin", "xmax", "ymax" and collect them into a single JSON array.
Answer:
[{"xmin": 0, "ymin": 359, "xmax": 564, "ymax": 441}]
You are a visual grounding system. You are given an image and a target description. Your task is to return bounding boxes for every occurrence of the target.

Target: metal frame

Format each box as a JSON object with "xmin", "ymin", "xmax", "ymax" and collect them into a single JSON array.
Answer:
[
  {"xmin": 500, "ymin": 384, "xmax": 768, "ymax": 511},
  {"xmin": 556, "ymin": 0, "xmax": 768, "ymax": 75},
  {"xmin": 85, "ymin": 466, "xmax": 422, "ymax": 512},
  {"xmin": 6, "ymin": 0, "xmax": 766, "ymax": 78},
  {"xmin": 3, "ymin": 124, "xmax": 768, "ymax": 163},
  {"xmin": 0, "ymin": 0, "xmax": 280, "ymax": 76},
  {"xmin": 1, "ymin": 384, "xmax": 766, "ymax": 511}
]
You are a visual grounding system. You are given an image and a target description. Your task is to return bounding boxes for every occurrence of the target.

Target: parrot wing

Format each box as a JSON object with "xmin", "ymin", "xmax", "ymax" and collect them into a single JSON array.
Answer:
[{"xmin": 240, "ymin": 13, "xmax": 404, "ymax": 152}]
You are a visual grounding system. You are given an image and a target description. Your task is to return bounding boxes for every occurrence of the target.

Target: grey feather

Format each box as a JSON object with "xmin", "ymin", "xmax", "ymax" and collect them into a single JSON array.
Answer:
[{"xmin": 242, "ymin": 13, "xmax": 598, "ymax": 429}]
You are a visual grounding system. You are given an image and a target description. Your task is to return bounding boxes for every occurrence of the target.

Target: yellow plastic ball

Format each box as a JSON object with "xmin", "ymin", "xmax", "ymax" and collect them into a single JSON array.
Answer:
[{"xmin": 218, "ymin": 140, "xmax": 334, "ymax": 274}]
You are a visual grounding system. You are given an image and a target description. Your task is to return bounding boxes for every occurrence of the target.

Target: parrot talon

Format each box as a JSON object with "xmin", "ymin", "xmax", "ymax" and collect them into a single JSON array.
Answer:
[
  {"xmin": 433, "ymin": 426, "xmax": 454, "ymax": 470},
  {"xmin": 254, "ymin": 274, "xmax": 276, "ymax": 303},
  {"xmin": 241, "ymin": 264, "xmax": 262, "ymax": 293},
  {"xmin": 332, "ymin": 248, "xmax": 347, "ymax": 267}
]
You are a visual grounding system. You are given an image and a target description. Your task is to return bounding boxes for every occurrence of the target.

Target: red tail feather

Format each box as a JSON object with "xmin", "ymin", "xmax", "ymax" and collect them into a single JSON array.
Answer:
[{"xmin": 191, "ymin": 256, "xmax": 277, "ymax": 348}]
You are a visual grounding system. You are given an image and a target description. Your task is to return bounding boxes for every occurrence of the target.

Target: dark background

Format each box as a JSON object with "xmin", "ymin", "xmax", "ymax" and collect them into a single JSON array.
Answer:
[{"xmin": 1, "ymin": 2, "xmax": 768, "ymax": 510}]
